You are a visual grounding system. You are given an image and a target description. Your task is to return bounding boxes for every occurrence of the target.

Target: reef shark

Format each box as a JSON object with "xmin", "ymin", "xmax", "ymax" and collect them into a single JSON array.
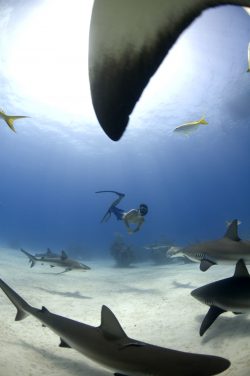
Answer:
[
  {"xmin": 0, "ymin": 278, "xmax": 230, "ymax": 375},
  {"xmin": 20, "ymin": 248, "xmax": 90, "ymax": 273},
  {"xmin": 168, "ymin": 219, "xmax": 250, "ymax": 271},
  {"xmin": 88, "ymin": 0, "xmax": 250, "ymax": 140},
  {"xmin": 191, "ymin": 259, "xmax": 250, "ymax": 336}
]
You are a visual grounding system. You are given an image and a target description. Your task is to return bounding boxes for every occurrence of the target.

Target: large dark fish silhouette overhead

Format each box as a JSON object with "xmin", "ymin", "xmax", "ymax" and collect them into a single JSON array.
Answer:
[{"xmin": 88, "ymin": 0, "xmax": 250, "ymax": 140}]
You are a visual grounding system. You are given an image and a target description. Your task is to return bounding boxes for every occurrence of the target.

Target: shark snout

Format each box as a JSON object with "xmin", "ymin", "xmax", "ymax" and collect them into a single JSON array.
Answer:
[
  {"xmin": 167, "ymin": 246, "xmax": 183, "ymax": 258},
  {"xmin": 79, "ymin": 263, "xmax": 91, "ymax": 270},
  {"xmin": 191, "ymin": 288, "xmax": 208, "ymax": 304}
]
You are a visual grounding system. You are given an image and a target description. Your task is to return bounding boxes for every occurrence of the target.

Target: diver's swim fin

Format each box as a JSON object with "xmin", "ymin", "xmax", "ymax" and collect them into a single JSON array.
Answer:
[
  {"xmin": 95, "ymin": 191, "xmax": 125, "ymax": 223},
  {"xmin": 95, "ymin": 191, "xmax": 125, "ymax": 196}
]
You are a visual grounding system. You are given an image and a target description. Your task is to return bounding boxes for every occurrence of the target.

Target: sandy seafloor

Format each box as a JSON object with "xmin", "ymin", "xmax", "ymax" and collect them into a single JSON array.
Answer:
[{"xmin": 0, "ymin": 248, "xmax": 249, "ymax": 376}]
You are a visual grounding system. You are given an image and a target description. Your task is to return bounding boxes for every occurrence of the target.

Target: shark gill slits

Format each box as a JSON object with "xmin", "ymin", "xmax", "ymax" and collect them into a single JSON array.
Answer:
[{"xmin": 195, "ymin": 252, "xmax": 205, "ymax": 260}]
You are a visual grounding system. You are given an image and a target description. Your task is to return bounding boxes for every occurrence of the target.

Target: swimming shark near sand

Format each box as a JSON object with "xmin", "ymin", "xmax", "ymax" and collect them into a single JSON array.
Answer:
[
  {"xmin": 191, "ymin": 259, "xmax": 250, "ymax": 336},
  {"xmin": 168, "ymin": 220, "xmax": 250, "ymax": 271},
  {"xmin": 89, "ymin": 0, "xmax": 250, "ymax": 140},
  {"xmin": 20, "ymin": 248, "xmax": 90, "ymax": 273},
  {"xmin": 0, "ymin": 278, "xmax": 230, "ymax": 375}
]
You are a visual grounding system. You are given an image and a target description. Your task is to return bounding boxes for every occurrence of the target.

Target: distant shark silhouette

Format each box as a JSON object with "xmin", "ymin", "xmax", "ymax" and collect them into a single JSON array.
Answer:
[
  {"xmin": 169, "ymin": 220, "xmax": 250, "ymax": 271},
  {"xmin": 89, "ymin": 1, "xmax": 250, "ymax": 140},
  {"xmin": 0, "ymin": 278, "xmax": 230, "ymax": 375},
  {"xmin": 20, "ymin": 248, "xmax": 90, "ymax": 273},
  {"xmin": 191, "ymin": 259, "xmax": 250, "ymax": 336}
]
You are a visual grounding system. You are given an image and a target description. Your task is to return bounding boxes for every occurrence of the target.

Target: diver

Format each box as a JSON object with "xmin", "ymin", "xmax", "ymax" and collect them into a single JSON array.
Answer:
[{"xmin": 95, "ymin": 191, "xmax": 148, "ymax": 234}]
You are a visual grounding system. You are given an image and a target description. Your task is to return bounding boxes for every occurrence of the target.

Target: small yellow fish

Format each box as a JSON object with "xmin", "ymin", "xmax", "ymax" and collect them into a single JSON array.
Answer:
[
  {"xmin": 247, "ymin": 42, "xmax": 250, "ymax": 72},
  {"xmin": 173, "ymin": 116, "xmax": 208, "ymax": 136},
  {"xmin": 0, "ymin": 109, "xmax": 30, "ymax": 132}
]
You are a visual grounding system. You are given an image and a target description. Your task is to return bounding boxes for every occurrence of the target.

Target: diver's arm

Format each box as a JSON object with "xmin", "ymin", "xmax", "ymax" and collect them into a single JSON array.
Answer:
[
  {"xmin": 123, "ymin": 216, "xmax": 132, "ymax": 232},
  {"xmin": 123, "ymin": 210, "xmax": 142, "ymax": 234},
  {"xmin": 131, "ymin": 218, "xmax": 144, "ymax": 233}
]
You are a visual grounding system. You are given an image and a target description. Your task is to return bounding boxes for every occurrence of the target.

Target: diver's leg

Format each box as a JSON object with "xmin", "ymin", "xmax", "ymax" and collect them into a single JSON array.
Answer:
[{"xmin": 96, "ymin": 191, "xmax": 125, "ymax": 222}]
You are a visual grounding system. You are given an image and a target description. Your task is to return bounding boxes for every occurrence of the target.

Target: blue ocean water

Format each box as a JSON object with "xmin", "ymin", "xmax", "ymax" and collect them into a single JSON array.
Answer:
[{"xmin": 0, "ymin": 2, "xmax": 249, "ymax": 262}]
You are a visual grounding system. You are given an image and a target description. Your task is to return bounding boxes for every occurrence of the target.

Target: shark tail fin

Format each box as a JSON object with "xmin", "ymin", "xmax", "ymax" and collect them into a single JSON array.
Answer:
[
  {"xmin": 20, "ymin": 248, "xmax": 37, "ymax": 267},
  {"xmin": 199, "ymin": 116, "xmax": 208, "ymax": 125},
  {"xmin": 0, "ymin": 279, "xmax": 31, "ymax": 321}
]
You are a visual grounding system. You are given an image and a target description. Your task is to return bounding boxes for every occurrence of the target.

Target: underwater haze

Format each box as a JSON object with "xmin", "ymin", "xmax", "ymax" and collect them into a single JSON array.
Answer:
[{"xmin": 0, "ymin": 0, "xmax": 249, "ymax": 258}]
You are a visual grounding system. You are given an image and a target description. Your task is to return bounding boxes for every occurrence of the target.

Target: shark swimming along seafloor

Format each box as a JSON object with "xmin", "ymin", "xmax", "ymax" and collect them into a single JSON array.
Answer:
[
  {"xmin": 168, "ymin": 219, "xmax": 250, "ymax": 271},
  {"xmin": 191, "ymin": 259, "xmax": 250, "ymax": 336},
  {"xmin": 0, "ymin": 279, "xmax": 230, "ymax": 376},
  {"xmin": 20, "ymin": 248, "xmax": 91, "ymax": 273},
  {"xmin": 88, "ymin": 0, "xmax": 250, "ymax": 140}
]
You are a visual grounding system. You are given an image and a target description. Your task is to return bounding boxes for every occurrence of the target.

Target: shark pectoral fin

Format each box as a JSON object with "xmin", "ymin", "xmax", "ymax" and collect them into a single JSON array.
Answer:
[
  {"xmin": 114, "ymin": 373, "xmax": 129, "ymax": 376},
  {"xmin": 56, "ymin": 268, "xmax": 71, "ymax": 274},
  {"xmin": 200, "ymin": 259, "xmax": 216, "ymax": 272},
  {"xmin": 200, "ymin": 306, "xmax": 225, "ymax": 336},
  {"xmin": 100, "ymin": 305, "xmax": 127, "ymax": 340},
  {"xmin": 59, "ymin": 338, "xmax": 71, "ymax": 348}
]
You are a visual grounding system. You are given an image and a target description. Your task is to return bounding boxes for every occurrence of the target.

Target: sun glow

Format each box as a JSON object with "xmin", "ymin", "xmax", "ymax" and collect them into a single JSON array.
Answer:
[{"xmin": 5, "ymin": 0, "xmax": 94, "ymax": 118}]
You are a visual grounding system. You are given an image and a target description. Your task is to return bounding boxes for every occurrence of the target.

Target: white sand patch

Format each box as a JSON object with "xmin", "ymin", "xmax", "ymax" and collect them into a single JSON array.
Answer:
[{"xmin": 0, "ymin": 248, "xmax": 249, "ymax": 375}]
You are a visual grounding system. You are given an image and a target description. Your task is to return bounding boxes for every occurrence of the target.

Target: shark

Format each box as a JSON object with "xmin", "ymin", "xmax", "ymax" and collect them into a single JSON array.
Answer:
[
  {"xmin": 0, "ymin": 278, "xmax": 230, "ymax": 376},
  {"xmin": 20, "ymin": 248, "xmax": 90, "ymax": 273},
  {"xmin": 191, "ymin": 259, "xmax": 250, "ymax": 336},
  {"xmin": 168, "ymin": 219, "xmax": 250, "ymax": 271},
  {"xmin": 88, "ymin": 0, "xmax": 250, "ymax": 140}
]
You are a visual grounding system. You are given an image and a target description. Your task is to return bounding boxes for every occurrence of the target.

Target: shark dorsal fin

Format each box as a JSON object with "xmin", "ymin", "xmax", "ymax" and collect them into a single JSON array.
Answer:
[
  {"xmin": 100, "ymin": 305, "xmax": 127, "ymax": 340},
  {"xmin": 224, "ymin": 219, "xmax": 240, "ymax": 241},
  {"xmin": 234, "ymin": 259, "xmax": 249, "ymax": 278},
  {"xmin": 47, "ymin": 248, "xmax": 52, "ymax": 255},
  {"xmin": 61, "ymin": 250, "xmax": 68, "ymax": 260}
]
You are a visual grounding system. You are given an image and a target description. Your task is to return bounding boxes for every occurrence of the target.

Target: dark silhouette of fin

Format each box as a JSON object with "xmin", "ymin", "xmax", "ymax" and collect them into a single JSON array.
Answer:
[
  {"xmin": 224, "ymin": 219, "xmax": 241, "ymax": 241},
  {"xmin": 96, "ymin": 191, "xmax": 125, "ymax": 223},
  {"xmin": 89, "ymin": 1, "xmax": 250, "ymax": 140},
  {"xmin": 200, "ymin": 259, "xmax": 216, "ymax": 272},
  {"xmin": 200, "ymin": 306, "xmax": 225, "ymax": 336},
  {"xmin": 233, "ymin": 259, "xmax": 249, "ymax": 278},
  {"xmin": 59, "ymin": 338, "xmax": 71, "ymax": 348}
]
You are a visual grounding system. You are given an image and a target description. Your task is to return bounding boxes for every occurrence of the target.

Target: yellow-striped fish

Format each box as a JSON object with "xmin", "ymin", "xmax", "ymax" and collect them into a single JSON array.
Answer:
[
  {"xmin": 0, "ymin": 109, "xmax": 30, "ymax": 132},
  {"xmin": 173, "ymin": 116, "xmax": 208, "ymax": 136}
]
